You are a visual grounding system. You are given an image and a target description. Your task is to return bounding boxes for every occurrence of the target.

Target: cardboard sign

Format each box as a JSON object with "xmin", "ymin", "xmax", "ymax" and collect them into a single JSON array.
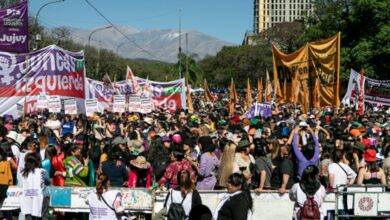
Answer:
[
  {"xmin": 113, "ymin": 95, "xmax": 126, "ymax": 113},
  {"xmin": 37, "ymin": 94, "xmax": 48, "ymax": 109},
  {"xmin": 64, "ymin": 99, "xmax": 77, "ymax": 115},
  {"xmin": 128, "ymin": 96, "xmax": 141, "ymax": 112},
  {"xmin": 48, "ymin": 95, "xmax": 61, "ymax": 113},
  {"xmin": 141, "ymin": 97, "xmax": 152, "ymax": 114},
  {"xmin": 85, "ymin": 99, "xmax": 98, "ymax": 116}
]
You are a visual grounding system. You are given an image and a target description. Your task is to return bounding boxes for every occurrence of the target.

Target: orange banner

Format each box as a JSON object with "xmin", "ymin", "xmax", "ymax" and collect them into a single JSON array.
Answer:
[
  {"xmin": 257, "ymin": 78, "xmax": 263, "ymax": 103},
  {"xmin": 272, "ymin": 33, "xmax": 340, "ymax": 108},
  {"xmin": 204, "ymin": 79, "xmax": 213, "ymax": 102}
]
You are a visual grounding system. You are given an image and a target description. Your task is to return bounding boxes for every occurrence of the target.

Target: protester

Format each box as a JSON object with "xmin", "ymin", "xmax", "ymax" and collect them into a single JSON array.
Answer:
[
  {"xmin": 102, "ymin": 146, "xmax": 129, "ymax": 187},
  {"xmin": 356, "ymin": 149, "xmax": 386, "ymax": 184},
  {"xmin": 196, "ymin": 139, "xmax": 220, "ymax": 190},
  {"xmin": 164, "ymin": 170, "xmax": 202, "ymax": 220},
  {"xmin": 289, "ymin": 165, "xmax": 326, "ymax": 220},
  {"xmin": 252, "ymin": 138, "xmax": 273, "ymax": 191},
  {"xmin": 87, "ymin": 173, "xmax": 125, "ymax": 220},
  {"xmin": 63, "ymin": 144, "xmax": 89, "ymax": 187},
  {"xmin": 327, "ymin": 149, "xmax": 357, "ymax": 191},
  {"xmin": 213, "ymin": 173, "xmax": 252, "ymax": 220},
  {"xmin": 19, "ymin": 153, "xmax": 50, "ymax": 220},
  {"xmin": 0, "ymin": 147, "xmax": 12, "ymax": 219},
  {"xmin": 218, "ymin": 142, "xmax": 239, "ymax": 188},
  {"xmin": 128, "ymin": 156, "xmax": 153, "ymax": 188}
]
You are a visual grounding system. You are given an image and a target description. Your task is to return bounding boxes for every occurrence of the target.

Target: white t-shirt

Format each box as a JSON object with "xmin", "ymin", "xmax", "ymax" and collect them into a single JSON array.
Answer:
[
  {"xmin": 165, "ymin": 189, "xmax": 194, "ymax": 219},
  {"xmin": 87, "ymin": 189, "xmax": 122, "ymax": 220},
  {"xmin": 328, "ymin": 162, "xmax": 357, "ymax": 188},
  {"xmin": 11, "ymin": 144, "xmax": 20, "ymax": 161},
  {"xmin": 289, "ymin": 183, "xmax": 326, "ymax": 219}
]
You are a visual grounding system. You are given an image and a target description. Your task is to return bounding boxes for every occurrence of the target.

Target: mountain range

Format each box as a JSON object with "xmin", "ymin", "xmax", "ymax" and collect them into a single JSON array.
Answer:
[{"xmin": 63, "ymin": 26, "xmax": 236, "ymax": 63}]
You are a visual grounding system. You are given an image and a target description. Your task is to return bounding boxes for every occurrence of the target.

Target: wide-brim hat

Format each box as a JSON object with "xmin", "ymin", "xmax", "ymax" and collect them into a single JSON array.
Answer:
[
  {"xmin": 130, "ymin": 156, "xmax": 150, "ymax": 169},
  {"xmin": 128, "ymin": 140, "xmax": 145, "ymax": 155},
  {"xmin": 113, "ymin": 136, "xmax": 127, "ymax": 145},
  {"xmin": 6, "ymin": 131, "xmax": 18, "ymax": 142},
  {"xmin": 237, "ymin": 139, "xmax": 251, "ymax": 150},
  {"xmin": 353, "ymin": 141, "xmax": 366, "ymax": 153},
  {"xmin": 363, "ymin": 149, "xmax": 377, "ymax": 162}
]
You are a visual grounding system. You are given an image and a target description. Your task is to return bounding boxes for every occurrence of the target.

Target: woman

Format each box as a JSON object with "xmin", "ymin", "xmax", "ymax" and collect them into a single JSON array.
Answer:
[
  {"xmin": 164, "ymin": 170, "xmax": 202, "ymax": 220},
  {"xmin": 252, "ymin": 138, "xmax": 273, "ymax": 191},
  {"xmin": 61, "ymin": 115, "xmax": 74, "ymax": 137},
  {"xmin": 87, "ymin": 173, "xmax": 125, "ymax": 220},
  {"xmin": 41, "ymin": 145, "xmax": 57, "ymax": 182},
  {"xmin": 235, "ymin": 139, "xmax": 255, "ymax": 181},
  {"xmin": 101, "ymin": 146, "xmax": 129, "ymax": 187},
  {"xmin": 73, "ymin": 119, "xmax": 85, "ymax": 145},
  {"xmin": 0, "ymin": 147, "xmax": 12, "ymax": 219},
  {"xmin": 158, "ymin": 150, "xmax": 196, "ymax": 189},
  {"xmin": 51, "ymin": 143, "xmax": 69, "ymax": 187},
  {"xmin": 327, "ymin": 149, "xmax": 357, "ymax": 191},
  {"xmin": 218, "ymin": 142, "xmax": 239, "ymax": 188},
  {"xmin": 270, "ymin": 143, "xmax": 294, "ymax": 193},
  {"xmin": 356, "ymin": 149, "xmax": 386, "ymax": 185},
  {"xmin": 148, "ymin": 136, "xmax": 170, "ymax": 182},
  {"xmin": 19, "ymin": 153, "xmax": 50, "ymax": 220},
  {"xmin": 128, "ymin": 156, "xmax": 153, "ymax": 188},
  {"xmin": 196, "ymin": 141, "xmax": 220, "ymax": 190},
  {"xmin": 63, "ymin": 144, "xmax": 89, "ymax": 187},
  {"xmin": 213, "ymin": 173, "xmax": 253, "ymax": 220},
  {"xmin": 289, "ymin": 165, "xmax": 326, "ymax": 220}
]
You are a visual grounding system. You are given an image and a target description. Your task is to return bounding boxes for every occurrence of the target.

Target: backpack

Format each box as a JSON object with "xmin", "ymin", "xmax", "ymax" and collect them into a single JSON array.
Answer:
[
  {"xmin": 297, "ymin": 184, "xmax": 321, "ymax": 220},
  {"xmin": 165, "ymin": 190, "xmax": 187, "ymax": 220}
]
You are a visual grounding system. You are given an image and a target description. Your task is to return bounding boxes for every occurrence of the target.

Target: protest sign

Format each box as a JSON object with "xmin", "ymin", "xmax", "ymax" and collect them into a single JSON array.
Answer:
[
  {"xmin": 64, "ymin": 99, "xmax": 77, "ymax": 115},
  {"xmin": 113, "ymin": 95, "xmax": 126, "ymax": 113},
  {"xmin": 128, "ymin": 96, "xmax": 141, "ymax": 112},
  {"xmin": 85, "ymin": 99, "xmax": 98, "ymax": 116},
  {"xmin": 48, "ymin": 95, "xmax": 61, "ymax": 113}
]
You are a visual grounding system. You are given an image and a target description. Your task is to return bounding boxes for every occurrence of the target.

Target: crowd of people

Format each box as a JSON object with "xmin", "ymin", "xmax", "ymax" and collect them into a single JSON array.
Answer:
[{"xmin": 0, "ymin": 92, "xmax": 389, "ymax": 220}]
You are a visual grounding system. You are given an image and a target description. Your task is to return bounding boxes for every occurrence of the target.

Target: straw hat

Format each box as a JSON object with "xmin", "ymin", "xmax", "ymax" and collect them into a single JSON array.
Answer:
[
  {"xmin": 130, "ymin": 156, "xmax": 150, "ymax": 169},
  {"xmin": 128, "ymin": 140, "xmax": 144, "ymax": 155}
]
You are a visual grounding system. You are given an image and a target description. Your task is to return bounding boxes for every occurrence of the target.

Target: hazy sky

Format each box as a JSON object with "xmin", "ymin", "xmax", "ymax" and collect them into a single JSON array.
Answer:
[{"xmin": 30, "ymin": 0, "xmax": 253, "ymax": 44}]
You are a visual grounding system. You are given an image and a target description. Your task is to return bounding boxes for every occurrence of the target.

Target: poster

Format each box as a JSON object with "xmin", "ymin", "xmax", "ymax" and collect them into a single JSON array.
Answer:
[
  {"xmin": 37, "ymin": 93, "xmax": 48, "ymax": 109},
  {"xmin": 48, "ymin": 95, "xmax": 61, "ymax": 113},
  {"xmin": 64, "ymin": 99, "xmax": 77, "ymax": 115},
  {"xmin": 0, "ymin": 1, "xmax": 28, "ymax": 53},
  {"xmin": 354, "ymin": 193, "xmax": 378, "ymax": 216},
  {"xmin": 85, "ymin": 99, "xmax": 98, "ymax": 116},
  {"xmin": 113, "ymin": 95, "xmax": 126, "ymax": 113},
  {"xmin": 141, "ymin": 97, "xmax": 152, "ymax": 114},
  {"xmin": 128, "ymin": 96, "xmax": 141, "ymax": 112}
]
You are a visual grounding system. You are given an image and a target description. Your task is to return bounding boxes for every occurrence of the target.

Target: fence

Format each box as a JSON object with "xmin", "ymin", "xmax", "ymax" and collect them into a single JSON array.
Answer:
[{"xmin": 2, "ymin": 186, "xmax": 390, "ymax": 219}]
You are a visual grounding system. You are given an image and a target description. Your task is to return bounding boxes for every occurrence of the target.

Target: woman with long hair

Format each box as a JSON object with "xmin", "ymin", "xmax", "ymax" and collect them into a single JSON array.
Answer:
[
  {"xmin": 102, "ymin": 146, "xmax": 129, "ymax": 187},
  {"xmin": 213, "ymin": 173, "xmax": 253, "ymax": 220},
  {"xmin": 87, "ymin": 173, "xmax": 124, "ymax": 220},
  {"xmin": 218, "ymin": 142, "xmax": 239, "ymax": 189},
  {"xmin": 196, "ymin": 140, "xmax": 220, "ymax": 190},
  {"xmin": 289, "ymin": 165, "xmax": 326, "ymax": 219},
  {"xmin": 164, "ymin": 170, "xmax": 202, "ymax": 220},
  {"xmin": 356, "ymin": 149, "xmax": 386, "ymax": 185},
  {"xmin": 19, "ymin": 153, "xmax": 50, "ymax": 220},
  {"xmin": 63, "ymin": 144, "xmax": 89, "ymax": 187},
  {"xmin": 0, "ymin": 147, "xmax": 12, "ymax": 219}
]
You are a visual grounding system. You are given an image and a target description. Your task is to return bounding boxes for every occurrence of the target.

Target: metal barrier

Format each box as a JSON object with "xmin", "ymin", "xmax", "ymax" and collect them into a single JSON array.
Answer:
[{"xmin": 335, "ymin": 185, "xmax": 390, "ymax": 219}]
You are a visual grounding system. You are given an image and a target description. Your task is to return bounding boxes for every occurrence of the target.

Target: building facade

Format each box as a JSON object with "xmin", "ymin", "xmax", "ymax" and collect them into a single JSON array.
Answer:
[{"xmin": 254, "ymin": 0, "xmax": 313, "ymax": 33}]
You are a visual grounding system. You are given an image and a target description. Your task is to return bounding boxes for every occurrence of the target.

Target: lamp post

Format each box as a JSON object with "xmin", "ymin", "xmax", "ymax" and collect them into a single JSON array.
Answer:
[
  {"xmin": 34, "ymin": 0, "xmax": 65, "ymax": 50},
  {"xmin": 87, "ymin": 25, "xmax": 112, "ymax": 47}
]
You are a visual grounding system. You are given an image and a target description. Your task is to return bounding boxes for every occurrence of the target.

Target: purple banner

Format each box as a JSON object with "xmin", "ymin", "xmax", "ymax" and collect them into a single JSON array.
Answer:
[
  {"xmin": 0, "ymin": 1, "xmax": 28, "ymax": 53},
  {"xmin": 244, "ymin": 103, "xmax": 272, "ymax": 119}
]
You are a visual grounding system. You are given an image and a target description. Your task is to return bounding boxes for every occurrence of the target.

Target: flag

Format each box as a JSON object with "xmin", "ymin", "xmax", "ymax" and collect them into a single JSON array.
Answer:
[
  {"xmin": 313, "ymin": 77, "xmax": 321, "ymax": 110},
  {"xmin": 246, "ymin": 78, "xmax": 252, "ymax": 111},
  {"xmin": 302, "ymin": 80, "xmax": 309, "ymax": 114},
  {"xmin": 291, "ymin": 74, "xmax": 300, "ymax": 104},
  {"xmin": 204, "ymin": 79, "xmax": 213, "ymax": 102},
  {"xmin": 186, "ymin": 78, "xmax": 194, "ymax": 113},
  {"xmin": 283, "ymin": 77, "xmax": 287, "ymax": 103},
  {"xmin": 358, "ymin": 68, "xmax": 365, "ymax": 115},
  {"xmin": 257, "ymin": 78, "xmax": 263, "ymax": 103},
  {"xmin": 229, "ymin": 78, "xmax": 238, "ymax": 114},
  {"xmin": 265, "ymin": 69, "xmax": 273, "ymax": 101},
  {"xmin": 143, "ymin": 77, "xmax": 151, "ymax": 97},
  {"xmin": 127, "ymin": 66, "xmax": 141, "ymax": 95}
]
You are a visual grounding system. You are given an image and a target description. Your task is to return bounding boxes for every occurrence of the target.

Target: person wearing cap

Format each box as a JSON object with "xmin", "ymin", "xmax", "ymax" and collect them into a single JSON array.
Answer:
[
  {"xmin": 356, "ymin": 149, "xmax": 386, "ymax": 185},
  {"xmin": 235, "ymin": 139, "xmax": 255, "ymax": 184},
  {"xmin": 128, "ymin": 156, "xmax": 153, "ymax": 188}
]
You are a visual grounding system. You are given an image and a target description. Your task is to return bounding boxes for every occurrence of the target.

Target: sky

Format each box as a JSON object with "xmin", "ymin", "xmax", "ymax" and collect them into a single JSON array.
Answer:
[{"xmin": 29, "ymin": 0, "xmax": 253, "ymax": 44}]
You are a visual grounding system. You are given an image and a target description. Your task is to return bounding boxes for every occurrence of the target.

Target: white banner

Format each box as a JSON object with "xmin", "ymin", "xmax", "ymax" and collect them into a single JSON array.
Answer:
[
  {"xmin": 48, "ymin": 95, "xmax": 61, "ymax": 113},
  {"xmin": 85, "ymin": 99, "xmax": 99, "ymax": 116},
  {"xmin": 64, "ymin": 99, "xmax": 77, "ymax": 115},
  {"xmin": 113, "ymin": 95, "xmax": 126, "ymax": 113}
]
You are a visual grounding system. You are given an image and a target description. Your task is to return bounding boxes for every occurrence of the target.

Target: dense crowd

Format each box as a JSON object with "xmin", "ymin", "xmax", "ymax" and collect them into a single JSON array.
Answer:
[{"xmin": 0, "ymin": 92, "xmax": 389, "ymax": 220}]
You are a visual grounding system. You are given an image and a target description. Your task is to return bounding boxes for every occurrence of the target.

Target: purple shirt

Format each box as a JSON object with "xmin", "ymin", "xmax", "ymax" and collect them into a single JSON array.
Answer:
[
  {"xmin": 196, "ymin": 152, "xmax": 220, "ymax": 190},
  {"xmin": 292, "ymin": 133, "xmax": 320, "ymax": 179}
]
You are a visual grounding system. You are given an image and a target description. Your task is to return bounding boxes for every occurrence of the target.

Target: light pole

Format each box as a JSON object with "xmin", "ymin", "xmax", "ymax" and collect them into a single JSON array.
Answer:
[
  {"xmin": 178, "ymin": 9, "xmax": 182, "ymax": 79},
  {"xmin": 34, "ymin": 0, "xmax": 65, "ymax": 50},
  {"xmin": 88, "ymin": 25, "xmax": 112, "ymax": 47}
]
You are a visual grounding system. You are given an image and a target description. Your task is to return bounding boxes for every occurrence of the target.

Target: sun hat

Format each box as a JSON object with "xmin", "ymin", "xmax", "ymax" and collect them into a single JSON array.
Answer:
[
  {"xmin": 128, "ymin": 140, "xmax": 144, "ymax": 155},
  {"xmin": 6, "ymin": 131, "xmax": 18, "ymax": 142},
  {"xmin": 363, "ymin": 149, "xmax": 377, "ymax": 162},
  {"xmin": 113, "ymin": 136, "xmax": 127, "ymax": 145},
  {"xmin": 130, "ymin": 156, "xmax": 151, "ymax": 169}
]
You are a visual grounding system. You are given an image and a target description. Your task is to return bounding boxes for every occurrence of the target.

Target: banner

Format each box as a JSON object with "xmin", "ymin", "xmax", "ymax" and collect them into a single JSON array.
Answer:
[
  {"xmin": 244, "ymin": 103, "xmax": 272, "ymax": 119},
  {"xmin": 272, "ymin": 33, "xmax": 341, "ymax": 108},
  {"xmin": 85, "ymin": 99, "xmax": 98, "ymax": 116},
  {"xmin": 0, "ymin": 1, "xmax": 28, "ymax": 53},
  {"xmin": 128, "ymin": 96, "xmax": 141, "ymax": 113},
  {"xmin": 0, "ymin": 45, "xmax": 85, "ymax": 117},
  {"xmin": 48, "ymin": 95, "xmax": 61, "ymax": 113},
  {"xmin": 64, "ymin": 99, "xmax": 77, "ymax": 115},
  {"xmin": 113, "ymin": 95, "xmax": 126, "ymax": 113},
  {"xmin": 85, "ymin": 77, "xmax": 186, "ymax": 113},
  {"xmin": 342, "ymin": 69, "xmax": 390, "ymax": 106}
]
